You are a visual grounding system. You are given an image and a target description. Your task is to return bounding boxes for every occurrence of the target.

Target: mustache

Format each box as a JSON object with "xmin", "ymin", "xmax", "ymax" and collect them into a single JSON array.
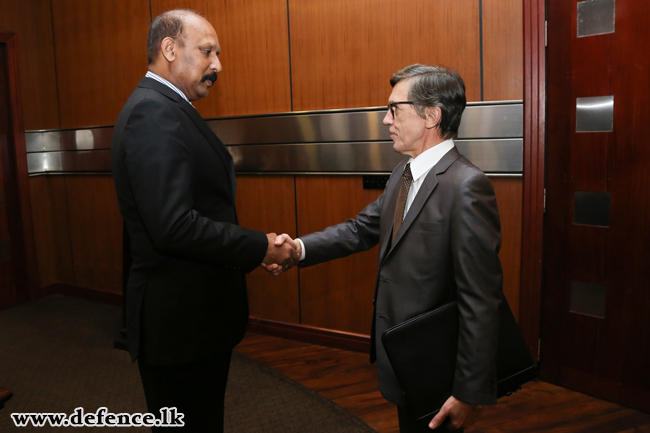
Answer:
[{"xmin": 202, "ymin": 72, "xmax": 218, "ymax": 83}]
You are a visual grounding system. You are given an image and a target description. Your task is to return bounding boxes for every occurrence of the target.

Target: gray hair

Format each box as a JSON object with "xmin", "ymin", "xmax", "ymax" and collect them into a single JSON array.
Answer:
[
  {"xmin": 147, "ymin": 9, "xmax": 202, "ymax": 64},
  {"xmin": 390, "ymin": 64, "xmax": 466, "ymax": 140}
]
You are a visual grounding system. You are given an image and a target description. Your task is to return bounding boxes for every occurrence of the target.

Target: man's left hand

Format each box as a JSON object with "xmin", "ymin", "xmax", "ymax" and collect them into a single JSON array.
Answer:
[{"xmin": 429, "ymin": 395, "xmax": 482, "ymax": 430}]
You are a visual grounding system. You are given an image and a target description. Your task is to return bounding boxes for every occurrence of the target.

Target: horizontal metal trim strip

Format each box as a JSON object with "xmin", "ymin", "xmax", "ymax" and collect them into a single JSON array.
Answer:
[
  {"xmin": 231, "ymin": 140, "xmax": 522, "ymax": 174},
  {"xmin": 27, "ymin": 139, "xmax": 522, "ymax": 175},
  {"xmin": 211, "ymin": 104, "xmax": 522, "ymax": 145},
  {"xmin": 27, "ymin": 150, "xmax": 112, "ymax": 174},
  {"xmin": 25, "ymin": 101, "xmax": 523, "ymax": 152}
]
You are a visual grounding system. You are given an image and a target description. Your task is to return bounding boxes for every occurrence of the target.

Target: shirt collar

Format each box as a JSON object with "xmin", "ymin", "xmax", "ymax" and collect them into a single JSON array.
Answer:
[
  {"xmin": 408, "ymin": 138, "xmax": 455, "ymax": 182},
  {"xmin": 145, "ymin": 71, "xmax": 194, "ymax": 107}
]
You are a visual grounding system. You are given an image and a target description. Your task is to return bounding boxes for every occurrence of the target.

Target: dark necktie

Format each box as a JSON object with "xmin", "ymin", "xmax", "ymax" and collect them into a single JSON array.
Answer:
[{"xmin": 393, "ymin": 162, "xmax": 413, "ymax": 243}]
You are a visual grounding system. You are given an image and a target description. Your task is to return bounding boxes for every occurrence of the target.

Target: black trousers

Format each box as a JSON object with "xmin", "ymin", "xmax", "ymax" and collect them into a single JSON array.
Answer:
[
  {"xmin": 138, "ymin": 352, "xmax": 232, "ymax": 432},
  {"xmin": 397, "ymin": 405, "xmax": 463, "ymax": 433}
]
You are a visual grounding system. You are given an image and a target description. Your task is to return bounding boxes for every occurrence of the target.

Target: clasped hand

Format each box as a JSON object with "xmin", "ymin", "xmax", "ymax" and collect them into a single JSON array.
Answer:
[{"xmin": 261, "ymin": 233, "xmax": 301, "ymax": 276}]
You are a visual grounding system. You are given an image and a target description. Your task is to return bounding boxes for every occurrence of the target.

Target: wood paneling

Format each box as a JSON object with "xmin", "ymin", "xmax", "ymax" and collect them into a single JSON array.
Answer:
[
  {"xmin": 482, "ymin": 0, "xmax": 524, "ymax": 101},
  {"xmin": 64, "ymin": 176, "xmax": 122, "ymax": 294},
  {"xmin": 0, "ymin": 1, "xmax": 60, "ymax": 130},
  {"xmin": 289, "ymin": 0, "xmax": 481, "ymax": 111},
  {"xmin": 151, "ymin": 0, "xmax": 292, "ymax": 117},
  {"xmin": 296, "ymin": 176, "xmax": 383, "ymax": 334},
  {"xmin": 29, "ymin": 176, "xmax": 72, "ymax": 287},
  {"xmin": 491, "ymin": 177, "xmax": 522, "ymax": 320},
  {"xmin": 235, "ymin": 175, "xmax": 300, "ymax": 323},
  {"xmin": 51, "ymin": 0, "xmax": 150, "ymax": 128}
]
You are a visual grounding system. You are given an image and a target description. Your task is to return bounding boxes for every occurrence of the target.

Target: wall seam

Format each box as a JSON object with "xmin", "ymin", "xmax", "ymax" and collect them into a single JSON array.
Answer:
[
  {"xmin": 286, "ymin": 0, "xmax": 294, "ymax": 111},
  {"xmin": 62, "ymin": 178, "xmax": 76, "ymax": 283},
  {"xmin": 49, "ymin": 0, "xmax": 63, "ymax": 128},
  {"xmin": 293, "ymin": 175, "xmax": 301, "ymax": 323}
]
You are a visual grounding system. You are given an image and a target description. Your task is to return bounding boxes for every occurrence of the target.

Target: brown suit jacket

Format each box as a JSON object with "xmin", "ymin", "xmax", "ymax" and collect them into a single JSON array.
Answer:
[{"xmin": 300, "ymin": 146, "xmax": 503, "ymax": 406}]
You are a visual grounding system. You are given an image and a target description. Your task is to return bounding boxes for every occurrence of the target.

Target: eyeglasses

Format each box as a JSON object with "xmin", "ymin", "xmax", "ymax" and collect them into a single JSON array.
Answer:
[{"xmin": 388, "ymin": 101, "xmax": 416, "ymax": 118}]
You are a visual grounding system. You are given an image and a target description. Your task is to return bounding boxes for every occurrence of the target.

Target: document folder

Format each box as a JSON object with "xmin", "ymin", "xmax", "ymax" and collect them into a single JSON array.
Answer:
[{"xmin": 381, "ymin": 295, "xmax": 537, "ymax": 421}]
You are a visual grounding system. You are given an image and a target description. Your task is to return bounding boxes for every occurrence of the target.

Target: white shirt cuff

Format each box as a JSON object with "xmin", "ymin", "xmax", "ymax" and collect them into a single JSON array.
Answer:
[{"xmin": 297, "ymin": 238, "xmax": 306, "ymax": 261}]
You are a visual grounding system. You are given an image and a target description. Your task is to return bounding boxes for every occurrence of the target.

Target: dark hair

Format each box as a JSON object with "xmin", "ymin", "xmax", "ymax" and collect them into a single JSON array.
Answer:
[
  {"xmin": 147, "ymin": 9, "xmax": 201, "ymax": 64},
  {"xmin": 390, "ymin": 64, "xmax": 466, "ymax": 140}
]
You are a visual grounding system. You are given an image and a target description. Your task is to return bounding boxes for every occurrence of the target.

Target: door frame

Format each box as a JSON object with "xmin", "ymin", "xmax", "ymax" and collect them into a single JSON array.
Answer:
[
  {"xmin": 519, "ymin": 0, "xmax": 546, "ymax": 361},
  {"xmin": 0, "ymin": 31, "xmax": 39, "ymax": 308}
]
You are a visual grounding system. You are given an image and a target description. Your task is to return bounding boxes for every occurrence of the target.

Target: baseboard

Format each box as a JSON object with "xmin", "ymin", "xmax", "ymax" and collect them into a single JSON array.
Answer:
[
  {"xmin": 247, "ymin": 317, "xmax": 371, "ymax": 354},
  {"xmin": 42, "ymin": 283, "xmax": 123, "ymax": 307}
]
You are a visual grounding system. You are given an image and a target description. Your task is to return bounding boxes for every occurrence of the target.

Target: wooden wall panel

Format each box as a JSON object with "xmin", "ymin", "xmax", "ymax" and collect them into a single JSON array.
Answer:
[
  {"xmin": 29, "ymin": 176, "xmax": 73, "ymax": 287},
  {"xmin": 289, "ymin": 0, "xmax": 481, "ymax": 111},
  {"xmin": 491, "ymin": 177, "xmax": 522, "ymax": 320},
  {"xmin": 0, "ymin": 0, "xmax": 60, "ymax": 130},
  {"xmin": 51, "ymin": 0, "xmax": 150, "ymax": 128},
  {"xmin": 235, "ymin": 175, "xmax": 300, "ymax": 323},
  {"xmin": 64, "ymin": 176, "xmax": 122, "ymax": 294},
  {"xmin": 296, "ymin": 176, "xmax": 383, "ymax": 334},
  {"xmin": 482, "ymin": 0, "xmax": 524, "ymax": 101},
  {"xmin": 151, "ymin": 0, "xmax": 292, "ymax": 117}
]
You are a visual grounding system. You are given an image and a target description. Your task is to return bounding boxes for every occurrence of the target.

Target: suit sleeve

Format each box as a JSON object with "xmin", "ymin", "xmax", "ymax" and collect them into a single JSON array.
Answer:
[
  {"xmin": 450, "ymin": 171, "xmax": 503, "ymax": 405},
  {"xmin": 299, "ymin": 191, "xmax": 385, "ymax": 267},
  {"xmin": 120, "ymin": 97, "xmax": 268, "ymax": 272}
]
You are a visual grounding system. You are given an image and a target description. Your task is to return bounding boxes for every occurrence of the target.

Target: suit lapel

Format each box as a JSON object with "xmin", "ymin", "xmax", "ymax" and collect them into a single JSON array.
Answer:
[
  {"xmin": 178, "ymin": 102, "xmax": 237, "ymax": 199},
  {"xmin": 384, "ymin": 147, "xmax": 462, "ymax": 258},
  {"xmin": 378, "ymin": 159, "xmax": 407, "ymax": 263},
  {"xmin": 138, "ymin": 77, "xmax": 237, "ymax": 202}
]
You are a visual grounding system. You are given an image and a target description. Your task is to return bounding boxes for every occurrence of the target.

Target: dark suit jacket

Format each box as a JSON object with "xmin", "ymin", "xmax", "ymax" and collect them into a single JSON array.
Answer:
[
  {"xmin": 300, "ymin": 147, "xmax": 503, "ymax": 406},
  {"xmin": 111, "ymin": 77, "xmax": 268, "ymax": 366}
]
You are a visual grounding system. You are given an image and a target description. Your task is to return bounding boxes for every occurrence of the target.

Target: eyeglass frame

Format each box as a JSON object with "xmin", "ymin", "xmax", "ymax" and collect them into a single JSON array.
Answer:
[{"xmin": 388, "ymin": 101, "xmax": 417, "ymax": 118}]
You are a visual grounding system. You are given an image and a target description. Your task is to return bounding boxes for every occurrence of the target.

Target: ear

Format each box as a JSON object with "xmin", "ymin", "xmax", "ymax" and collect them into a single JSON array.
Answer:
[
  {"xmin": 424, "ymin": 107, "xmax": 442, "ymax": 130},
  {"xmin": 160, "ymin": 37, "xmax": 176, "ymax": 63}
]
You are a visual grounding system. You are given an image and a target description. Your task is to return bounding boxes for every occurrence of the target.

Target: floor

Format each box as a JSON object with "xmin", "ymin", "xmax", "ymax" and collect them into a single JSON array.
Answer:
[{"xmin": 235, "ymin": 332, "xmax": 650, "ymax": 433}]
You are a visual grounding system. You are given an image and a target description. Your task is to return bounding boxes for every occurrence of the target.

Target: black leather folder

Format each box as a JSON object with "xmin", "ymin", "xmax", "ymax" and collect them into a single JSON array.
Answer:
[{"xmin": 381, "ymin": 295, "xmax": 537, "ymax": 421}]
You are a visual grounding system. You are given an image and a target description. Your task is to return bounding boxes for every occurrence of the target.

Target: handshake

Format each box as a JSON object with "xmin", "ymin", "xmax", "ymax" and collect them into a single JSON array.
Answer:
[{"xmin": 261, "ymin": 233, "xmax": 301, "ymax": 276}]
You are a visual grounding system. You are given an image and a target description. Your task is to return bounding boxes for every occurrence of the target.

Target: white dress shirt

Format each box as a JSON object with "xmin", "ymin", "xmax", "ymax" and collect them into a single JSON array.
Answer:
[
  {"xmin": 297, "ymin": 139, "xmax": 456, "ymax": 260},
  {"xmin": 145, "ymin": 71, "xmax": 194, "ymax": 107}
]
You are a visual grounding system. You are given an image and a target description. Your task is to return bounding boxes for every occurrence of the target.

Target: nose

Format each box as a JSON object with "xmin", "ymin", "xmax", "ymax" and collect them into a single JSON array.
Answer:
[
  {"xmin": 382, "ymin": 108, "xmax": 393, "ymax": 126},
  {"xmin": 211, "ymin": 53, "xmax": 222, "ymax": 73}
]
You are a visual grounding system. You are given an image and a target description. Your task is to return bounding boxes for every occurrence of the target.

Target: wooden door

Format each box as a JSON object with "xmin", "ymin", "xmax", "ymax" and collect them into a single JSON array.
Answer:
[
  {"xmin": 0, "ymin": 32, "xmax": 38, "ymax": 310},
  {"xmin": 542, "ymin": 0, "xmax": 650, "ymax": 412}
]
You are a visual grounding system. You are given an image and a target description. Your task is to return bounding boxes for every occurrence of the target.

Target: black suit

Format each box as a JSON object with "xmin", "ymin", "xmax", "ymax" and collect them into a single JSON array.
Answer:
[
  {"xmin": 300, "ymin": 148, "xmax": 503, "ymax": 427},
  {"xmin": 111, "ymin": 77, "xmax": 268, "ymax": 430}
]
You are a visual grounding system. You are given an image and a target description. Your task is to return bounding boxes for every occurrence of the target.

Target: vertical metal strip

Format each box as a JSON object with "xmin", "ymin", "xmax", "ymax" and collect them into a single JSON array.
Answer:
[{"xmin": 479, "ymin": 0, "xmax": 485, "ymax": 101}]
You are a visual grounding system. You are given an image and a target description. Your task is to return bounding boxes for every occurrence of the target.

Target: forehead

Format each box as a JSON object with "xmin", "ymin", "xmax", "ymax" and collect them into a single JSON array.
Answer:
[
  {"xmin": 389, "ymin": 79, "xmax": 411, "ymax": 101},
  {"xmin": 183, "ymin": 15, "xmax": 219, "ymax": 46}
]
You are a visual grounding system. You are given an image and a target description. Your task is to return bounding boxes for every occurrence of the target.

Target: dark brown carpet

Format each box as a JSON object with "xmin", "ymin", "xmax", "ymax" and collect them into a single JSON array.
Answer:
[{"xmin": 0, "ymin": 295, "xmax": 376, "ymax": 432}]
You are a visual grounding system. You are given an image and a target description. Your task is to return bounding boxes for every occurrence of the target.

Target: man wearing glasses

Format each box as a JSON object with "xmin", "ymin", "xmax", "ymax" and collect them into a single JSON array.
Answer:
[{"xmin": 272, "ymin": 64, "xmax": 503, "ymax": 432}]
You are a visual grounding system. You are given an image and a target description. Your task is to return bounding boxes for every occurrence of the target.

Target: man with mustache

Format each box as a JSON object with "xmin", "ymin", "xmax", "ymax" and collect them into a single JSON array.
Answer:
[{"xmin": 111, "ymin": 9, "xmax": 297, "ymax": 432}]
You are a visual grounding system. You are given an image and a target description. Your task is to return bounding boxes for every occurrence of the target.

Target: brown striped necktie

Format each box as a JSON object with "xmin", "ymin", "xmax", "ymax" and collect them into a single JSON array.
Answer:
[{"xmin": 392, "ymin": 162, "xmax": 413, "ymax": 243}]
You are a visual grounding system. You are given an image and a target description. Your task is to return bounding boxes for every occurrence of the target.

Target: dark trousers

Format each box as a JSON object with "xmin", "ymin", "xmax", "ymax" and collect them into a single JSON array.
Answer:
[
  {"xmin": 397, "ymin": 405, "xmax": 463, "ymax": 433},
  {"xmin": 138, "ymin": 352, "xmax": 232, "ymax": 432}
]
